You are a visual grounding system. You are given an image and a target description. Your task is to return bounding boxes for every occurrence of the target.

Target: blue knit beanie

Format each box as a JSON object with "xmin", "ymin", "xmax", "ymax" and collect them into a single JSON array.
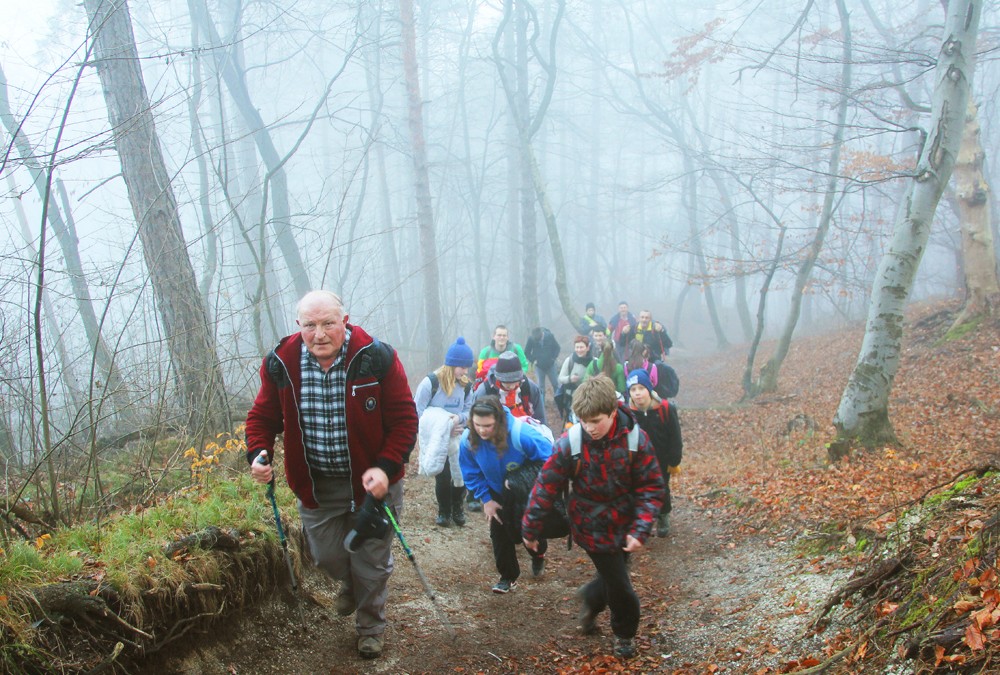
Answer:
[
  {"xmin": 445, "ymin": 336, "xmax": 474, "ymax": 367},
  {"xmin": 626, "ymin": 368, "xmax": 653, "ymax": 394}
]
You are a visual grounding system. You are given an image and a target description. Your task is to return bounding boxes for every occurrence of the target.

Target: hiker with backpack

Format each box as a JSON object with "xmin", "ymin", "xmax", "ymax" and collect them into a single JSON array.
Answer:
[
  {"xmin": 524, "ymin": 326, "xmax": 561, "ymax": 403},
  {"xmin": 617, "ymin": 309, "xmax": 672, "ymax": 361},
  {"xmin": 626, "ymin": 369, "xmax": 682, "ymax": 536},
  {"xmin": 624, "ymin": 339, "xmax": 680, "ymax": 400},
  {"xmin": 467, "ymin": 350, "xmax": 547, "ymax": 513},
  {"xmin": 585, "ymin": 341, "xmax": 627, "ymax": 395},
  {"xmin": 473, "ymin": 350, "xmax": 547, "ymax": 425},
  {"xmin": 556, "ymin": 335, "xmax": 593, "ymax": 425},
  {"xmin": 414, "ymin": 337, "xmax": 476, "ymax": 528},
  {"xmin": 245, "ymin": 290, "xmax": 418, "ymax": 660},
  {"xmin": 521, "ymin": 376, "xmax": 664, "ymax": 659},
  {"xmin": 458, "ymin": 395, "xmax": 554, "ymax": 593}
]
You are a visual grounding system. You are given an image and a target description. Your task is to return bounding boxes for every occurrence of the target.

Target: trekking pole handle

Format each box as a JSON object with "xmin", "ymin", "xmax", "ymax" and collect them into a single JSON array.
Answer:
[{"xmin": 254, "ymin": 450, "xmax": 276, "ymax": 486}]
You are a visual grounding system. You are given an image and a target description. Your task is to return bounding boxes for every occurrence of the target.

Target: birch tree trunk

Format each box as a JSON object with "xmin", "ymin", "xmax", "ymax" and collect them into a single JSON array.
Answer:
[
  {"xmin": 398, "ymin": 0, "xmax": 444, "ymax": 369},
  {"xmin": 84, "ymin": 0, "xmax": 229, "ymax": 433},
  {"xmin": 834, "ymin": 0, "xmax": 982, "ymax": 447},
  {"xmin": 950, "ymin": 99, "xmax": 999, "ymax": 328}
]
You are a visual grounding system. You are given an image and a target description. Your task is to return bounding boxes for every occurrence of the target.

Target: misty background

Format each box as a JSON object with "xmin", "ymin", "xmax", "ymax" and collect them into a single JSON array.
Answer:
[{"xmin": 1, "ymin": 0, "xmax": 997, "ymax": 464}]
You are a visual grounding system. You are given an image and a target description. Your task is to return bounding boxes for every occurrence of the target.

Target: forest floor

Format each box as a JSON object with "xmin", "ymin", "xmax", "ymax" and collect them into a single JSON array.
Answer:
[{"xmin": 146, "ymin": 299, "xmax": 1000, "ymax": 674}]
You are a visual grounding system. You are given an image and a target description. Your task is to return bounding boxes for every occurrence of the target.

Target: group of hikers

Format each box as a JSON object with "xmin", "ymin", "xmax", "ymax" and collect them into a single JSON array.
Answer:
[{"xmin": 245, "ymin": 291, "xmax": 683, "ymax": 662}]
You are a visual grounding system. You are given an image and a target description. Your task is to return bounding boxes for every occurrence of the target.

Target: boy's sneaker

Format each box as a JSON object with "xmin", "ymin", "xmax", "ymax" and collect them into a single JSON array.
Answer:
[
  {"xmin": 613, "ymin": 637, "xmax": 636, "ymax": 659},
  {"xmin": 531, "ymin": 556, "xmax": 546, "ymax": 577},
  {"xmin": 435, "ymin": 513, "xmax": 451, "ymax": 527},
  {"xmin": 467, "ymin": 498, "xmax": 483, "ymax": 512},
  {"xmin": 491, "ymin": 579, "xmax": 517, "ymax": 594}
]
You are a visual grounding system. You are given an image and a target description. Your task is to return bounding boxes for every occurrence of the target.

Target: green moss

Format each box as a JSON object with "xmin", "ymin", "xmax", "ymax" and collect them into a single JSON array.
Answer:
[{"xmin": 939, "ymin": 316, "xmax": 982, "ymax": 343}]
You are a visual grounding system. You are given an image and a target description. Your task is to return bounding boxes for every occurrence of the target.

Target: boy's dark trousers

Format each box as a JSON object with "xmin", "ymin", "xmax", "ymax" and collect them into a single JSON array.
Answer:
[
  {"xmin": 489, "ymin": 504, "xmax": 547, "ymax": 581},
  {"xmin": 579, "ymin": 551, "xmax": 640, "ymax": 638}
]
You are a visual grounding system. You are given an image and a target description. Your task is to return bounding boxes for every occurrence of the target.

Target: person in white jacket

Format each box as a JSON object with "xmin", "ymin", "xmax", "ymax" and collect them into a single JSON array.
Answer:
[{"xmin": 414, "ymin": 337, "xmax": 475, "ymax": 526}]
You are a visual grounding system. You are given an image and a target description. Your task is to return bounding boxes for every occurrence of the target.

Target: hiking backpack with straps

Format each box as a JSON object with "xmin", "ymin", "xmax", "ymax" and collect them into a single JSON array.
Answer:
[
  {"xmin": 426, "ymin": 372, "xmax": 473, "ymax": 400},
  {"xmin": 264, "ymin": 337, "xmax": 415, "ymax": 461}
]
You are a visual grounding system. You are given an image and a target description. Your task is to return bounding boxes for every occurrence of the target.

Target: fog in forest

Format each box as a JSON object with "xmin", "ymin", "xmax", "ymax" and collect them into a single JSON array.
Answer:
[{"xmin": 1, "ymin": 0, "xmax": 998, "ymax": 462}]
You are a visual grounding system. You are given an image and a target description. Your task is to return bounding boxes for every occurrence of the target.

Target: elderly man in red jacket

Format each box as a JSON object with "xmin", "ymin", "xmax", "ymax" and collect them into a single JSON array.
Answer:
[{"xmin": 246, "ymin": 290, "xmax": 417, "ymax": 659}]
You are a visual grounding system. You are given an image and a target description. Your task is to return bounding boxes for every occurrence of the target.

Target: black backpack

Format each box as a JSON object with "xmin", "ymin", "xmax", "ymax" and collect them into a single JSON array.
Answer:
[
  {"xmin": 651, "ymin": 361, "xmax": 680, "ymax": 399},
  {"xmin": 502, "ymin": 460, "xmax": 571, "ymax": 541},
  {"xmin": 265, "ymin": 338, "xmax": 415, "ymax": 461}
]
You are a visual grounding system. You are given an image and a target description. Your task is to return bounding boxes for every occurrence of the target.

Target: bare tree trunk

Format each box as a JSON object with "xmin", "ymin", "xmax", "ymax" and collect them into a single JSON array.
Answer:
[
  {"xmin": 742, "ymin": 218, "xmax": 789, "ymax": 399},
  {"xmin": 361, "ymin": 3, "xmax": 407, "ymax": 344},
  {"xmin": 84, "ymin": 0, "xmax": 229, "ymax": 433},
  {"xmin": 682, "ymin": 153, "xmax": 729, "ymax": 349},
  {"xmin": 9, "ymin": 177, "xmax": 86, "ymax": 415},
  {"xmin": 493, "ymin": 0, "xmax": 573, "ymax": 331},
  {"xmin": 516, "ymin": 1, "xmax": 539, "ymax": 330},
  {"xmin": 0, "ymin": 66, "xmax": 127, "ymax": 416},
  {"xmin": 188, "ymin": 0, "xmax": 310, "ymax": 301},
  {"xmin": 950, "ymin": 99, "xmax": 999, "ymax": 328},
  {"xmin": 186, "ymin": 17, "xmax": 218, "ymax": 308},
  {"xmin": 834, "ymin": 0, "xmax": 982, "ymax": 447},
  {"xmin": 398, "ymin": 0, "xmax": 444, "ymax": 370},
  {"xmin": 503, "ymin": 1, "xmax": 521, "ymax": 328},
  {"xmin": 754, "ymin": 0, "xmax": 851, "ymax": 395}
]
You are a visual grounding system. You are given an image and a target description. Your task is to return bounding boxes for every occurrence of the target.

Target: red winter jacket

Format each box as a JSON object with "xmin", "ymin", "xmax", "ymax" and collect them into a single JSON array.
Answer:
[
  {"xmin": 244, "ymin": 325, "xmax": 418, "ymax": 509},
  {"xmin": 521, "ymin": 405, "xmax": 664, "ymax": 552}
]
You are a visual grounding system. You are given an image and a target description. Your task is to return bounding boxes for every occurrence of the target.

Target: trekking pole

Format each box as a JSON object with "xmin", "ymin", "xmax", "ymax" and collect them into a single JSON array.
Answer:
[
  {"xmin": 381, "ymin": 504, "xmax": 457, "ymax": 641},
  {"xmin": 257, "ymin": 452, "xmax": 305, "ymax": 625}
]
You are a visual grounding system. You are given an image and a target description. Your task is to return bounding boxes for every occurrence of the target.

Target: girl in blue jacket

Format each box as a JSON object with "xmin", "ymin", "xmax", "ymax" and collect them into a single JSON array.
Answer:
[{"xmin": 459, "ymin": 395, "xmax": 553, "ymax": 593}]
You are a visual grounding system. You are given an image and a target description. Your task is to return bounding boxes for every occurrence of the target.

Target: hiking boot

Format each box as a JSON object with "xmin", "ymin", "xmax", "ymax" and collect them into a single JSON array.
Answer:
[
  {"xmin": 435, "ymin": 513, "xmax": 451, "ymax": 527},
  {"xmin": 336, "ymin": 590, "xmax": 356, "ymax": 616},
  {"xmin": 451, "ymin": 487, "xmax": 467, "ymax": 526},
  {"xmin": 467, "ymin": 498, "xmax": 483, "ymax": 512},
  {"xmin": 357, "ymin": 635, "xmax": 384, "ymax": 659},
  {"xmin": 613, "ymin": 637, "xmax": 636, "ymax": 659},
  {"xmin": 531, "ymin": 555, "xmax": 546, "ymax": 577},
  {"xmin": 491, "ymin": 579, "xmax": 517, "ymax": 594},
  {"xmin": 657, "ymin": 512, "xmax": 670, "ymax": 537}
]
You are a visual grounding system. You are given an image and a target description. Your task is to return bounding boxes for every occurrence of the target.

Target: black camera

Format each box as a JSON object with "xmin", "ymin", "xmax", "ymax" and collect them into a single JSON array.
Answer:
[{"xmin": 344, "ymin": 493, "xmax": 390, "ymax": 552}]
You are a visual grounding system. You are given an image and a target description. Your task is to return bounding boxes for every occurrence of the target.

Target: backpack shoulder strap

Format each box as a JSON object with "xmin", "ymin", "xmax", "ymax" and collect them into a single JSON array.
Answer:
[
  {"xmin": 627, "ymin": 423, "xmax": 640, "ymax": 452},
  {"xmin": 264, "ymin": 349, "xmax": 290, "ymax": 389},
  {"xmin": 349, "ymin": 338, "xmax": 396, "ymax": 380},
  {"xmin": 568, "ymin": 424, "xmax": 584, "ymax": 479},
  {"xmin": 510, "ymin": 416, "xmax": 524, "ymax": 453},
  {"xmin": 427, "ymin": 372, "xmax": 439, "ymax": 399},
  {"xmin": 568, "ymin": 424, "xmax": 582, "ymax": 457}
]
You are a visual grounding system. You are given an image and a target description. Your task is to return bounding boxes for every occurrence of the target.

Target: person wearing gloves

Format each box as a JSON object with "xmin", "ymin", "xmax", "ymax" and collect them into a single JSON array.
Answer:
[
  {"xmin": 245, "ymin": 291, "xmax": 417, "ymax": 659},
  {"xmin": 459, "ymin": 395, "xmax": 553, "ymax": 594},
  {"xmin": 521, "ymin": 375, "xmax": 663, "ymax": 659},
  {"xmin": 414, "ymin": 337, "xmax": 476, "ymax": 527},
  {"xmin": 626, "ymin": 369, "xmax": 682, "ymax": 536}
]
